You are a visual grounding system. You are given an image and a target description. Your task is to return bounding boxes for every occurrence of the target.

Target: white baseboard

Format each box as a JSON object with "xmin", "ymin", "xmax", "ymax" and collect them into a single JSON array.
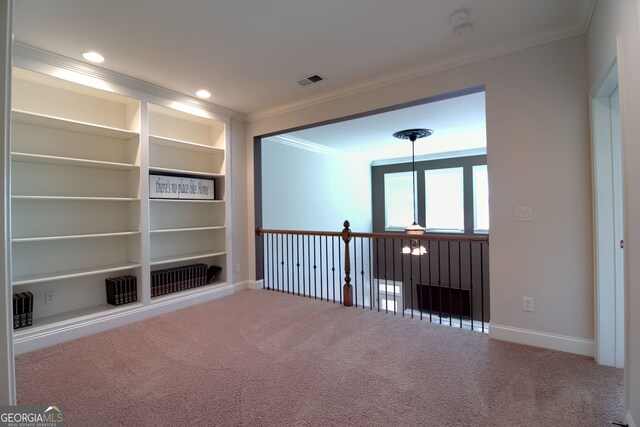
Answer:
[
  {"xmin": 14, "ymin": 281, "xmax": 248, "ymax": 355},
  {"xmin": 248, "ymin": 279, "xmax": 264, "ymax": 290},
  {"xmin": 489, "ymin": 323, "xmax": 594, "ymax": 357},
  {"xmin": 628, "ymin": 411, "xmax": 637, "ymax": 427}
]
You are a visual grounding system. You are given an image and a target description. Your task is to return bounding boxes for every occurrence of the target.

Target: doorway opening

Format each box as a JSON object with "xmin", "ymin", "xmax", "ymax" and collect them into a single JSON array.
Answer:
[{"xmin": 591, "ymin": 62, "xmax": 624, "ymax": 368}]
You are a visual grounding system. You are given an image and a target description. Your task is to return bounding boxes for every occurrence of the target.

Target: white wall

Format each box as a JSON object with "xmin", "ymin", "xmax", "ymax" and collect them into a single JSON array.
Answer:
[
  {"xmin": 230, "ymin": 118, "xmax": 249, "ymax": 284},
  {"xmin": 261, "ymin": 138, "xmax": 372, "ymax": 232},
  {"xmin": 587, "ymin": 0, "xmax": 640, "ymax": 423},
  {"xmin": 246, "ymin": 36, "xmax": 594, "ymax": 356}
]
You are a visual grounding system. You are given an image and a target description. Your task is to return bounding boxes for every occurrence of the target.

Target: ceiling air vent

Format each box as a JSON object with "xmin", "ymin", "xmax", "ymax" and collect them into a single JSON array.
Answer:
[{"xmin": 297, "ymin": 74, "xmax": 325, "ymax": 87}]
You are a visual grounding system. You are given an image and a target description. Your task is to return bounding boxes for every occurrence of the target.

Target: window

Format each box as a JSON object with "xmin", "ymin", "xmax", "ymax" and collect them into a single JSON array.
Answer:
[
  {"xmin": 473, "ymin": 165, "xmax": 489, "ymax": 232},
  {"xmin": 384, "ymin": 171, "xmax": 415, "ymax": 230},
  {"xmin": 374, "ymin": 279, "xmax": 403, "ymax": 313},
  {"xmin": 424, "ymin": 167, "xmax": 464, "ymax": 232},
  {"xmin": 373, "ymin": 154, "xmax": 488, "ymax": 235}
]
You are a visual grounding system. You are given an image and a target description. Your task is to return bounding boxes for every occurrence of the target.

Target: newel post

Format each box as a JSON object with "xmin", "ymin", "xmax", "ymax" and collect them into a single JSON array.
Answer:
[{"xmin": 341, "ymin": 220, "xmax": 353, "ymax": 307}]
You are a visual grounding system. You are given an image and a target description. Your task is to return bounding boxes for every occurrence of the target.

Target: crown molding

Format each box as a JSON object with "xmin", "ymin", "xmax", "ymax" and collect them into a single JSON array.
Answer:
[
  {"xmin": 370, "ymin": 148, "xmax": 487, "ymax": 167},
  {"xmin": 247, "ymin": 15, "xmax": 594, "ymax": 123},
  {"xmin": 264, "ymin": 134, "xmax": 345, "ymax": 157},
  {"xmin": 12, "ymin": 42, "xmax": 245, "ymax": 121}
]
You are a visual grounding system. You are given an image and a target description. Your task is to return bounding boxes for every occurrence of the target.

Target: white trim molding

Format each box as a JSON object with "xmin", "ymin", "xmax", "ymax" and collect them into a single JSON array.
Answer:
[
  {"xmin": 264, "ymin": 134, "xmax": 345, "ymax": 157},
  {"xmin": 248, "ymin": 279, "xmax": 265, "ymax": 290},
  {"xmin": 490, "ymin": 323, "xmax": 594, "ymax": 357}
]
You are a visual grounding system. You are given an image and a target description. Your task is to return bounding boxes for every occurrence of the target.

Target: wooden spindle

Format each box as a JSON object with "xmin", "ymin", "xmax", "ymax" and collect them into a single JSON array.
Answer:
[{"xmin": 342, "ymin": 220, "xmax": 353, "ymax": 307}]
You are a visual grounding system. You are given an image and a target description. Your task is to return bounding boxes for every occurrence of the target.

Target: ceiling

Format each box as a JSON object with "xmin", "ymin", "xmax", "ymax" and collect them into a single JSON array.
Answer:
[
  {"xmin": 278, "ymin": 90, "xmax": 487, "ymax": 161},
  {"xmin": 12, "ymin": 0, "xmax": 594, "ymax": 118}
]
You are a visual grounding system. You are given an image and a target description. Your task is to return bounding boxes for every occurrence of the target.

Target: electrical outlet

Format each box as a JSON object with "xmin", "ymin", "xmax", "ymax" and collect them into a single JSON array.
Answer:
[
  {"xmin": 45, "ymin": 290, "xmax": 55, "ymax": 305},
  {"xmin": 235, "ymin": 263, "xmax": 241, "ymax": 273},
  {"xmin": 522, "ymin": 296, "xmax": 534, "ymax": 312}
]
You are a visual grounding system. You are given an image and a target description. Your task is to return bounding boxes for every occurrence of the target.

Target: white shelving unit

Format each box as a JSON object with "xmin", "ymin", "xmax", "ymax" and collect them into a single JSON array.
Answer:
[
  {"xmin": 148, "ymin": 104, "xmax": 227, "ymax": 287},
  {"xmin": 9, "ymin": 62, "xmax": 232, "ymax": 352},
  {"xmin": 10, "ymin": 68, "xmax": 141, "ymax": 334}
]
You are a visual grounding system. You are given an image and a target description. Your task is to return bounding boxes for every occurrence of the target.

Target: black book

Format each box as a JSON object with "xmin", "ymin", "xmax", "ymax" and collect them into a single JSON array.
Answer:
[
  {"xmin": 124, "ymin": 276, "xmax": 131, "ymax": 304},
  {"xmin": 115, "ymin": 277, "xmax": 123, "ymax": 305},
  {"xmin": 25, "ymin": 292, "xmax": 33, "ymax": 326},
  {"xmin": 18, "ymin": 293, "xmax": 28, "ymax": 327},
  {"xmin": 151, "ymin": 271, "xmax": 157, "ymax": 297},
  {"xmin": 161, "ymin": 269, "xmax": 168, "ymax": 295},
  {"xmin": 12, "ymin": 294, "xmax": 20, "ymax": 329},
  {"xmin": 106, "ymin": 277, "xmax": 119, "ymax": 306},
  {"xmin": 132, "ymin": 276, "xmax": 138, "ymax": 302}
]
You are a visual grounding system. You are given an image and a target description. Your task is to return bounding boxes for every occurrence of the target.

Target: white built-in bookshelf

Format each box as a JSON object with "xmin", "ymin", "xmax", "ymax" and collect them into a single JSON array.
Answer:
[
  {"xmin": 148, "ymin": 104, "xmax": 227, "ymax": 276},
  {"xmin": 10, "ymin": 61, "xmax": 232, "ymax": 352}
]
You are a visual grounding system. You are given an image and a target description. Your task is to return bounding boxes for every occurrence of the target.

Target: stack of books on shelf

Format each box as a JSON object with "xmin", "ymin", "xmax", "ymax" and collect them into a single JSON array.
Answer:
[
  {"xmin": 151, "ymin": 263, "xmax": 211, "ymax": 297},
  {"xmin": 105, "ymin": 275, "xmax": 138, "ymax": 306},
  {"xmin": 12, "ymin": 292, "xmax": 33, "ymax": 329}
]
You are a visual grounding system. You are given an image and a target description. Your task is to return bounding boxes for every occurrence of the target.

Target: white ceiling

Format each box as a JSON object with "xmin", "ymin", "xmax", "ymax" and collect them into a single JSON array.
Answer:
[
  {"xmin": 12, "ymin": 0, "xmax": 594, "ymax": 117},
  {"xmin": 280, "ymin": 90, "xmax": 487, "ymax": 161}
]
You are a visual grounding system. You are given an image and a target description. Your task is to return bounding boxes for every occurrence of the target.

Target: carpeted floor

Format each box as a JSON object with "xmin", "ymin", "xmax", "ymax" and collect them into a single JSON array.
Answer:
[{"xmin": 16, "ymin": 289, "xmax": 624, "ymax": 426}]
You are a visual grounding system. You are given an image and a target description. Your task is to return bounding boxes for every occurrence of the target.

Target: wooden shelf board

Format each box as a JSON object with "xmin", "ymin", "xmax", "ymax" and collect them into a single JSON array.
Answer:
[
  {"xmin": 12, "ymin": 195, "xmax": 140, "ymax": 202},
  {"xmin": 150, "ymin": 251, "xmax": 226, "ymax": 266},
  {"xmin": 13, "ymin": 262, "xmax": 142, "ymax": 286},
  {"xmin": 149, "ymin": 166, "xmax": 223, "ymax": 178},
  {"xmin": 13, "ymin": 302, "xmax": 142, "ymax": 337},
  {"xmin": 150, "ymin": 198, "xmax": 224, "ymax": 204},
  {"xmin": 12, "ymin": 231, "xmax": 140, "ymax": 243},
  {"xmin": 149, "ymin": 135, "xmax": 224, "ymax": 153},
  {"xmin": 12, "ymin": 109, "xmax": 139, "ymax": 140},
  {"xmin": 12, "ymin": 152, "xmax": 139, "ymax": 171},
  {"xmin": 150, "ymin": 226, "xmax": 224, "ymax": 234}
]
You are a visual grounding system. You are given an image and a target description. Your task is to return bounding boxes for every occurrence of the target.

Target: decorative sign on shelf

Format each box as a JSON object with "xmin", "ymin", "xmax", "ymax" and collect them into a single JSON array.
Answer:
[{"xmin": 150, "ymin": 173, "xmax": 215, "ymax": 200}]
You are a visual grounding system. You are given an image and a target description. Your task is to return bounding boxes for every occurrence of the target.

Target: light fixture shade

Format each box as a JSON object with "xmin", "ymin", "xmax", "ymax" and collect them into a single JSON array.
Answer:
[
  {"xmin": 404, "ymin": 222, "xmax": 425, "ymax": 235},
  {"xmin": 401, "ymin": 239, "xmax": 428, "ymax": 256}
]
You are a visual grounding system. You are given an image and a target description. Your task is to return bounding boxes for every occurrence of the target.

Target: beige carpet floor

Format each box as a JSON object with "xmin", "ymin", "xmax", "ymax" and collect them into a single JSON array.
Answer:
[{"xmin": 16, "ymin": 289, "xmax": 624, "ymax": 426}]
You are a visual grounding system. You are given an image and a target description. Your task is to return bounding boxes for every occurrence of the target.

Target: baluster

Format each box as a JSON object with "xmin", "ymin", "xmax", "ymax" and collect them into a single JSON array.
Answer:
[
  {"xmin": 480, "ymin": 242, "xmax": 485, "ymax": 333},
  {"xmin": 375, "ymin": 238, "xmax": 380, "ymax": 312},
  {"xmin": 338, "ymin": 235, "xmax": 342, "ymax": 304},
  {"xmin": 353, "ymin": 236, "xmax": 358, "ymax": 307},
  {"xmin": 448, "ymin": 241, "xmax": 452, "ymax": 326},
  {"xmin": 368, "ymin": 237, "xmax": 373, "ymax": 311},
  {"xmin": 458, "ymin": 241, "xmax": 463, "ymax": 328},
  {"xmin": 382, "ymin": 238, "xmax": 387, "ymax": 313},
  {"xmin": 427, "ymin": 240, "xmax": 432, "ymax": 322},
  {"xmin": 469, "ymin": 241, "xmax": 474, "ymax": 331},
  {"xmin": 313, "ymin": 235, "xmax": 318, "ymax": 299},
  {"xmin": 319, "ymin": 235, "xmax": 324, "ymax": 301},
  {"xmin": 296, "ymin": 235, "xmax": 301, "ymax": 296},
  {"xmin": 360, "ymin": 237, "xmax": 365, "ymax": 310},
  {"xmin": 326, "ymin": 236, "xmax": 330, "ymax": 302},
  {"xmin": 341, "ymin": 220, "xmax": 353, "ymax": 307},
  {"xmin": 437, "ymin": 240, "xmax": 442, "ymax": 324},
  {"xmin": 331, "ymin": 236, "xmax": 336, "ymax": 303},
  {"xmin": 384, "ymin": 239, "xmax": 396, "ymax": 315},
  {"xmin": 418, "ymin": 239, "xmax": 423, "ymax": 320}
]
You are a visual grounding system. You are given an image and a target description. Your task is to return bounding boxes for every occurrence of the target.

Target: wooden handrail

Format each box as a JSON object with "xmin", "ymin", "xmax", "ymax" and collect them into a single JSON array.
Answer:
[
  {"xmin": 256, "ymin": 227, "xmax": 488, "ymax": 243},
  {"xmin": 256, "ymin": 227, "xmax": 341, "ymax": 238}
]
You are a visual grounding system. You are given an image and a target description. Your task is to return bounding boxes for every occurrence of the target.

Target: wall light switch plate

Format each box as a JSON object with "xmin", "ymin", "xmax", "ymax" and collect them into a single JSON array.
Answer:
[
  {"xmin": 523, "ymin": 296, "xmax": 534, "ymax": 312},
  {"xmin": 515, "ymin": 207, "xmax": 533, "ymax": 221}
]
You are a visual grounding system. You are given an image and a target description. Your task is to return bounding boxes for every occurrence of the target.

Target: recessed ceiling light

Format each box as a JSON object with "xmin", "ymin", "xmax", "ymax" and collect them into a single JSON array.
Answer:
[
  {"xmin": 82, "ymin": 51, "xmax": 105, "ymax": 63},
  {"xmin": 196, "ymin": 89, "xmax": 211, "ymax": 99}
]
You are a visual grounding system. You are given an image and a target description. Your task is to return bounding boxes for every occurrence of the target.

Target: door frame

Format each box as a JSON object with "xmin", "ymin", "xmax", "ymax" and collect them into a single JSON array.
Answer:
[{"xmin": 591, "ymin": 61, "xmax": 625, "ymax": 368}]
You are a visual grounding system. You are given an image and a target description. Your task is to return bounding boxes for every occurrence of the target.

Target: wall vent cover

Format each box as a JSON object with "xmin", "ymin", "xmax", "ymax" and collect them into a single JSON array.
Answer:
[{"xmin": 297, "ymin": 74, "xmax": 325, "ymax": 86}]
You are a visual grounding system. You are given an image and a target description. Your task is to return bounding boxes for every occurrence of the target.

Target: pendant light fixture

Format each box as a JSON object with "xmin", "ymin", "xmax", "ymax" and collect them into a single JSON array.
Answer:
[{"xmin": 393, "ymin": 128, "xmax": 433, "ymax": 255}]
